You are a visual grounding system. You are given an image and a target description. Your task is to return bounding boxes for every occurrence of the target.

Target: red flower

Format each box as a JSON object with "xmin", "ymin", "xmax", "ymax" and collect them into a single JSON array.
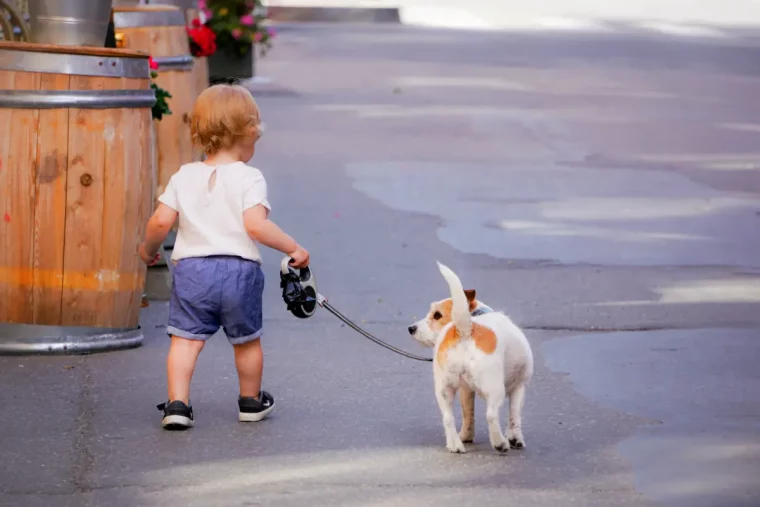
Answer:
[
  {"xmin": 148, "ymin": 56, "xmax": 159, "ymax": 70},
  {"xmin": 187, "ymin": 24, "xmax": 217, "ymax": 57},
  {"xmin": 191, "ymin": 17, "xmax": 201, "ymax": 28}
]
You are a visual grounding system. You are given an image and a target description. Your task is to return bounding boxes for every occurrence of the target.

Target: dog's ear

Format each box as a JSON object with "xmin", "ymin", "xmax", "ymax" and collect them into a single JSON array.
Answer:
[{"xmin": 464, "ymin": 289, "xmax": 477, "ymax": 311}]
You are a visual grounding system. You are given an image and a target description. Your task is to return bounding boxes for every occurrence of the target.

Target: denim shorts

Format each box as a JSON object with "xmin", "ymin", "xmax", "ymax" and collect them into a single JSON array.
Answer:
[{"xmin": 167, "ymin": 256, "xmax": 265, "ymax": 345}]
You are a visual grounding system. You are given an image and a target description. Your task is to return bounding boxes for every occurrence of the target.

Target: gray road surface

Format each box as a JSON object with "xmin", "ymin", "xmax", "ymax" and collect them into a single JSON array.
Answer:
[
  {"xmin": 1, "ymin": 23, "xmax": 759, "ymax": 507},
  {"xmin": 267, "ymin": 0, "xmax": 760, "ymax": 29}
]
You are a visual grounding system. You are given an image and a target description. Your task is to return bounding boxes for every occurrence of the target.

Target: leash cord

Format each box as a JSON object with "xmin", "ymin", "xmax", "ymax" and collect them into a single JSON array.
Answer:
[
  {"xmin": 318, "ymin": 295, "xmax": 433, "ymax": 362},
  {"xmin": 161, "ymin": 249, "xmax": 431, "ymax": 362}
]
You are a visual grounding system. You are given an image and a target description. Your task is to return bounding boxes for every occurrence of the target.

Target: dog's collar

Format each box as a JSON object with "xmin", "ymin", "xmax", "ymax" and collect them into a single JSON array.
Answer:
[{"xmin": 471, "ymin": 306, "xmax": 493, "ymax": 317}]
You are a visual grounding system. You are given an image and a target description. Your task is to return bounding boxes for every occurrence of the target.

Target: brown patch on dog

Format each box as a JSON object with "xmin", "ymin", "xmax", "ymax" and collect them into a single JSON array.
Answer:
[
  {"xmin": 429, "ymin": 290, "xmax": 478, "ymax": 332},
  {"xmin": 427, "ymin": 299, "xmax": 453, "ymax": 333},
  {"xmin": 472, "ymin": 323, "xmax": 497, "ymax": 355},
  {"xmin": 436, "ymin": 325, "xmax": 460, "ymax": 366},
  {"xmin": 436, "ymin": 322, "xmax": 497, "ymax": 365},
  {"xmin": 465, "ymin": 289, "xmax": 477, "ymax": 312}
]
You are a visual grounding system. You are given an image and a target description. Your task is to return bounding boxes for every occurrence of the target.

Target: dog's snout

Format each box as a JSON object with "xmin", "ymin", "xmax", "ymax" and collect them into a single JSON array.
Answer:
[{"xmin": 408, "ymin": 325, "xmax": 417, "ymax": 335}]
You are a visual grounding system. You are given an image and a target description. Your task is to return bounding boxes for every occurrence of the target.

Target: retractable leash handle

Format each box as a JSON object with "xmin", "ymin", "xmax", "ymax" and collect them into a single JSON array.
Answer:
[{"xmin": 279, "ymin": 256, "xmax": 318, "ymax": 319}]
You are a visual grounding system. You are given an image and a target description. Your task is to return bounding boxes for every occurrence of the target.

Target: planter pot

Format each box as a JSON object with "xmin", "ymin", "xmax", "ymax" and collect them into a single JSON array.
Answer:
[
  {"xmin": 208, "ymin": 46, "xmax": 256, "ymax": 84},
  {"xmin": 27, "ymin": 0, "xmax": 112, "ymax": 46}
]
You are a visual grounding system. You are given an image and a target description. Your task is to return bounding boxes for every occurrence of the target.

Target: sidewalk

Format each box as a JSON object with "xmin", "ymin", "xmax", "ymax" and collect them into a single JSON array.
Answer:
[{"xmin": 2, "ymin": 19, "xmax": 760, "ymax": 507}]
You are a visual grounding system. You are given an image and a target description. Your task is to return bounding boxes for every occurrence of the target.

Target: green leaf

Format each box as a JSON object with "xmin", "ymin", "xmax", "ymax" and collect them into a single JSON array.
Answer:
[{"xmin": 150, "ymin": 81, "xmax": 173, "ymax": 121}]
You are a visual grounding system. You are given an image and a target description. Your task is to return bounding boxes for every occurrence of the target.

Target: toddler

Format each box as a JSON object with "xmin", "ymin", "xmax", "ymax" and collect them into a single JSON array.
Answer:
[{"xmin": 139, "ymin": 84, "xmax": 309, "ymax": 430}]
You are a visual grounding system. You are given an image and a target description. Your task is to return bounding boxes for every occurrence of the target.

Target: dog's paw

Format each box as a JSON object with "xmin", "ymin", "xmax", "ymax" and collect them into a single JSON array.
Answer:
[
  {"xmin": 492, "ymin": 439, "xmax": 510, "ymax": 454},
  {"xmin": 447, "ymin": 440, "xmax": 466, "ymax": 454},
  {"xmin": 459, "ymin": 428, "xmax": 474, "ymax": 444},
  {"xmin": 506, "ymin": 427, "xmax": 526, "ymax": 449}
]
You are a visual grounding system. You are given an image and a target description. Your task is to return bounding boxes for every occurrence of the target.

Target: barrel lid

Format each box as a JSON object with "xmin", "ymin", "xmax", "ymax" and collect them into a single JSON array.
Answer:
[
  {"xmin": 0, "ymin": 42, "xmax": 150, "ymax": 79},
  {"xmin": 0, "ymin": 41, "xmax": 149, "ymax": 59}
]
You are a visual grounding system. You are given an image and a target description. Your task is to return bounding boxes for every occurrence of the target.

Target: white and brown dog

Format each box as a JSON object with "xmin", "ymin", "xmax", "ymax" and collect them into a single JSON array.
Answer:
[{"xmin": 408, "ymin": 262, "xmax": 534, "ymax": 454}]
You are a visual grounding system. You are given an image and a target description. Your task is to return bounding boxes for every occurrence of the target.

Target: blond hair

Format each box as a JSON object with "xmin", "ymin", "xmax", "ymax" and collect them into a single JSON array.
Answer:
[{"xmin": 190, "ymin": 84, "xmax": 261, "ymax": 155}]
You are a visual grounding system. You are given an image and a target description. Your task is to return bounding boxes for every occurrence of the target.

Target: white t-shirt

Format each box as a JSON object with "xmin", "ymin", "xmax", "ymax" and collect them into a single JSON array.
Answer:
[{"xmin": 158, "ymin": 161, "xmax": 270, "ymax": 262}]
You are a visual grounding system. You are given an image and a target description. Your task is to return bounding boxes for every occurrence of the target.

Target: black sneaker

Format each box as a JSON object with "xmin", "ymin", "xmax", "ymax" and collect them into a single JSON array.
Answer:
[
  {"xmin": 157, "ymin": 400, "xmax": 194, "ymax": 430},
  {"xmin": 238, "ymin": 391, "xmax": 275, "ymax": 422}
]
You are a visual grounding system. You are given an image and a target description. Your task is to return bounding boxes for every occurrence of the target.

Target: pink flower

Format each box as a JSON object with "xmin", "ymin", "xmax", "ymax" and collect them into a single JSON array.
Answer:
[
  {"xmin": 267, "ymin": 26, "xmax": 277, "ymax": 38},
  {"xmin": 231, "ymin": 28, "xmax": 242, "ymax": 39},
  {"xmin": 197, "ymin": 0, "xmax": 206, "ymax": 8},
  {"xmin": 254, "ymin": 31, "xmax": 263, "ymax": 42},
  {"xmin": 240, "ymin": 14, "xmax": 254, "ymax": 26},
  {"xmin": 148, "ymin": 56, "xmax": 159, "ymax": 70}
]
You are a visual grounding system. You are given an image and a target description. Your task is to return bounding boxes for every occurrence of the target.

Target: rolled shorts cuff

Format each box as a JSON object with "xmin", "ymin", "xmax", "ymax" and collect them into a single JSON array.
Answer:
[
  {"xmin": 227, "ymin": 328, "xmax": 263, "ymax": 345},
  {"xmin": 167, "ymin": 326, "xmax": 214, "ymax": 341}
]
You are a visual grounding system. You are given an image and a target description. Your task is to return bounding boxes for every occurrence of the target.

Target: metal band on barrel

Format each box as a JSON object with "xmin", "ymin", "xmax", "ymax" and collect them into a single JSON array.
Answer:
[
  {"xmin": 0, "ymin": 89, "xmax": 157, "ymax": 109},
  {"xmin": 159, "ymin": 0, "xmax": 198, "ymax": 10},
  {"xmin": 153, "ymin": 55, "xmax": 194, "ymax": 72},
  {"xmin": 0, "ymin": 324, "xmax": 143, "ymax": 355},
  {"xmin": 0, "ymin": 50, "xmax": 149, "ymax": 78},
  {"xmin": 113, "ymin": 10, "xmax": 186, "ymax": 28}
]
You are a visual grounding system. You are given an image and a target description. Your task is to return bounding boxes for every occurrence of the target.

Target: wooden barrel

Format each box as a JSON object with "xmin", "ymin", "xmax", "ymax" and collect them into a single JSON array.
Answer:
[
  {"xmin": 0, "ymin": 42, "xmax": 154, "ymax": 354},
  {"xmin": 147, "ymin": 1, "xmax": 210, "ymax": 98},
  {"xmin": 183, "ymin": 5, "xmax": 211, "ymax": 98},
  {"xmin": 161, "ymin": 0, "xmax": 200, "ymax": 24},
  {"xmin": 193, "ymin": 55, "xmax": 210, "ymax": 99},
  {"xmin": 113, "ymin": 4, "xmax": 201, "ymax": 200}
]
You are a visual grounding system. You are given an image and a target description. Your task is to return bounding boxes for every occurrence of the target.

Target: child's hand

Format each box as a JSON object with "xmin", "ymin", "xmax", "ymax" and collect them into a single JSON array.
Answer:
[
  {"xmin": 139, "ymin": 243, "xmax": 161, "ymax": 266},
  {"xmin": 288, "ymin": 245, "xmax": 310, "ymax": 268}
]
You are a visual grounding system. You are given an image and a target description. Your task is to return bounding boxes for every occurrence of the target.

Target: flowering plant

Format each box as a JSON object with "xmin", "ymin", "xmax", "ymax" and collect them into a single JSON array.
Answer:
[
  {"xmin": 199, "ymin": 0, "xmax": 276, "ymax": 59},
  {"xmin": 149, "ymin": 57, "xmax": 172, "ymax": 121},
  {"xmin": 187, "ymin": 18, "xmax": 217, "ymax": 57}
]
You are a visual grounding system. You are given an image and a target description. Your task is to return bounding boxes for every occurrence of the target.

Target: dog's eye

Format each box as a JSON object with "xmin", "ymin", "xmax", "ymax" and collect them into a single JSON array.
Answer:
[{"xmin": 433, "ymin": 311, "xmax": 442, "ymax": 320}]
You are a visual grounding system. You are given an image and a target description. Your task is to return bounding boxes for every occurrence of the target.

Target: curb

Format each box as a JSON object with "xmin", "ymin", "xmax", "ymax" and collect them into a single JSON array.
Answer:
[{"xmin": 267, "ymin": 6, "xmax": 401, "ymax": 23}]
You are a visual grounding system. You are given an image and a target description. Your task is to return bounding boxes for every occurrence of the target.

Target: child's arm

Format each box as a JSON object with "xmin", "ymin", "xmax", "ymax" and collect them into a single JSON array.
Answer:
[
  {"xmin": 243, "ymin": 205, "xmax": 309, "ymax": 267},
  {"xmin": 139, "ymin": 203, "xmax": 178, "ymax": 265}
]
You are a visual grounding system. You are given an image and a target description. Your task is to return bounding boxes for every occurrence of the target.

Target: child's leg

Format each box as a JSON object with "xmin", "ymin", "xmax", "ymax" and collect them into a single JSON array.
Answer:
[
  {"xmin": 167, "ymin": 336, "xmax": 206, "ymax": 403},
  {"xmin": 234, "ymin": 336, "xmax": 274, "ymax": 422},
  {"xmin": 221, "ymin": 258, "xmax": 274, "ymax": 421},
  {"xmin": 233, "ymin": 338, "xmax": 263, "ymax": 399},
  {"xmin": 161, "ymin": 257, "xmax": 222, "ymax": 428}
]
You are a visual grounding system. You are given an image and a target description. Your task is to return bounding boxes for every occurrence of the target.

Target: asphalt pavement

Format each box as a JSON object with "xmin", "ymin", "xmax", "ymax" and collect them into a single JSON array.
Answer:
[{"xmin": 1, "ymin": 23, "xmax": 759, "ymax": 507}]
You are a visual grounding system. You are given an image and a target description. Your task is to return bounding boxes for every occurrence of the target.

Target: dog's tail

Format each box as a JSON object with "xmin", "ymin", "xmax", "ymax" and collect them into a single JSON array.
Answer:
[{"xmin": 437, "ymin": 261, "xmax": 472, "ymax": 337}]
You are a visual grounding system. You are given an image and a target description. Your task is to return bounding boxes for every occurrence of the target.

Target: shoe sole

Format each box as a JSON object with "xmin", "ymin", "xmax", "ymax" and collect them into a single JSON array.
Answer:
[
  {"xmin": 239, "ymin": 404, "xmax": 274, "ymax": 422},
  {"xmin": 162, "ymin": 415, "xmax": 194, "ymax": 430}
]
